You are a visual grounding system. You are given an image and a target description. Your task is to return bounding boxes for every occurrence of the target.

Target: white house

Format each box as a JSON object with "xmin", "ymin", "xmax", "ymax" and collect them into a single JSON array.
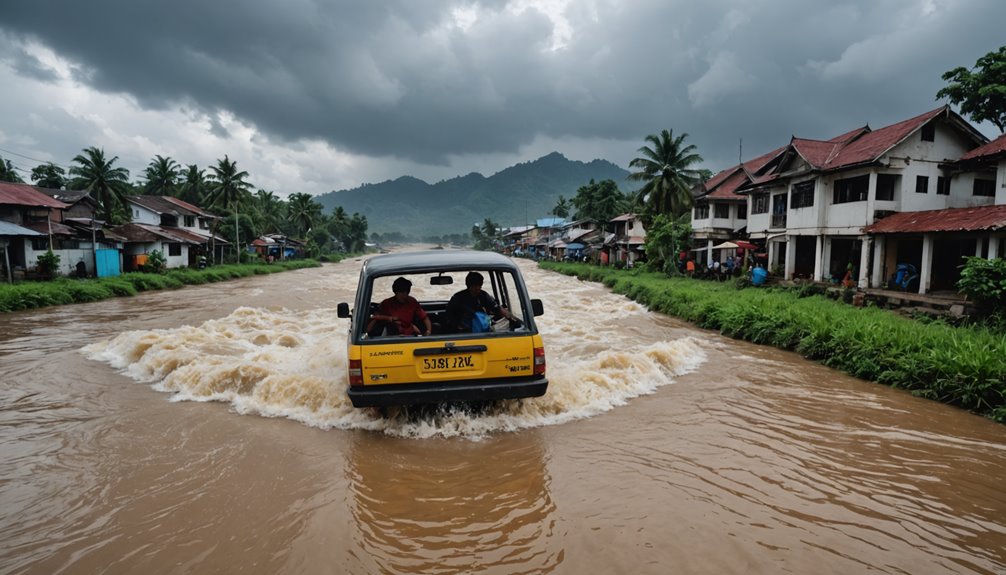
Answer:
[
  {"xmin": 120, "ymin": 195, "xmax": 227, "ymax": 268},
  {"xmin": 724, "ymin": 105, "xmax": 995, "ymax": 293}
]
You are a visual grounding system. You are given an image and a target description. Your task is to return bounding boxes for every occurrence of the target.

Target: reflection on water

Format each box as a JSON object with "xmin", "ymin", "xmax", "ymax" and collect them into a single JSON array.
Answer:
[{"xmin": 346, "ymin": 433, "xmax": 561, "ymax": 574}]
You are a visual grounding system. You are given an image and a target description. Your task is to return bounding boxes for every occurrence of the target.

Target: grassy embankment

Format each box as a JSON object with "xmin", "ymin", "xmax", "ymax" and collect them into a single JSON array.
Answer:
[
  {"xmin": 0, "ymin": 259, "xmax": 323, "ymax": 313},
  {"xmin": 540, "ymin": 261, "xmax": 1006, "ymax": 423}
]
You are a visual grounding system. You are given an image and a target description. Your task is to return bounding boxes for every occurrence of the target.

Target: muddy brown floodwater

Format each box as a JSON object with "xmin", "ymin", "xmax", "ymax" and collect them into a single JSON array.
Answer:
[{"xmin": 1, "ymin": 255, "xmax": 1004, "ymax": 574}]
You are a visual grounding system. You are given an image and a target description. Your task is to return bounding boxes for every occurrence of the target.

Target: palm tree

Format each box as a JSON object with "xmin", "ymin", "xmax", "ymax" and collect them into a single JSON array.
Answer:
[
  {"xmin": 254, "ymin": 189, "xmax": 284, "ymax": 234},
  {"xmin": 551, "ymin": 195, "xmax": 571, "ymax": 218},
  {"xmin": 68, "ymin": 146, "xmax": 131, "ymax": 222},
  {"xmin": 0, "ymin": 156, "xmax": 25, "ymax": 183},
  {"xmin": 628, "ymin": 129, "xmax": 704, "ymax": 218},
  {"xmin": 287, "ymin": 192, "xmax": 323, "ymax": 237},
  {"xmin": 205, "ymin": 156, "xmax": 253, "ymax": 259},
  {"xmin": 143, "ymin": 155, "xmax": 180, "ymax": 196},
  {"xmin": 179, "ymin": 164, "xmax": 206, "ymax": 205}
]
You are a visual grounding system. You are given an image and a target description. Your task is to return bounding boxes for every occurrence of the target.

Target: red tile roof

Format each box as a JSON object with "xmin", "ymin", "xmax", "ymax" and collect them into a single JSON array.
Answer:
[
  {"xmin": 162, "ymin": 196, "xmax": 216, "ymax": 217},
  {"xmin": 0, "ymin": 182, "xmax": 69, "ymax": 209},
  {"xmin": 864, "ymin": 204, "xmax": 1006, "ymax": 234},
  {"xmin": 960, "ymin": 133, "xmax": 1006, "ymax": 161},
  {"xmin": 822, "ymin": 106, "xmax": 948, "ymax": 169}
]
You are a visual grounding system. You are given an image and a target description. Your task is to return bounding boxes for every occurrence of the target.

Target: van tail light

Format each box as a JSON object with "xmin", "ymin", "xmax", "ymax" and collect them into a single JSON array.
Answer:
[
  {"xmin": 533, "ymin": 346, "xmax": 546, "ymax": 376},
  {"xmin": 349, "ymin": 359, "xmax": 363, "ymax": 387}
]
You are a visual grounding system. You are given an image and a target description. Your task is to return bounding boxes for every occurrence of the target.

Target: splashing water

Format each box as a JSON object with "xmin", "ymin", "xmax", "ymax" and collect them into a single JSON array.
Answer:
[{"xmin": 83, "ymin": 265, "xmax": 706, "ymax": 438}]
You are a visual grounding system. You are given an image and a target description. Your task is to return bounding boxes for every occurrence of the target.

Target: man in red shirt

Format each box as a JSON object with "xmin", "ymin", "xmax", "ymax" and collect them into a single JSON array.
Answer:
[{"xmin": 366, "ymin": 277, "xmax": 432, "ymax": 336}]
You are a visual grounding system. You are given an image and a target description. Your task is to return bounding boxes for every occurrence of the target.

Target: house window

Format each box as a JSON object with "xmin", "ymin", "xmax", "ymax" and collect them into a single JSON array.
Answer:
[
  {"xmin": 168, "ymin": 243, "xmax": 182, "ymax": 257},
  {"xmin": 974, "ymin": 178, "xmax": 995, "ymax": 197},
  {"xmin": 876, "ymin": 174, "xmax": 899, "ymax": 201},
  {"xmin": 714, "ymin": 204, "xmax": 729, "ymax": 219},
  {"xmin": 916, "ymin": 175, "xmax": 929, "ymax": 194},
  {"xmin": 833, "ymin": 175, "xmax": 869, "ymax": 204},
  {"xmin": 184, "ymin": 216, "xmax": 195, "ymax": 227},
  {"xmin": 921, "ymin": 122, "xmax": 935, "ymax": 142},
  {"xmin": 693, "ymin": 202, "xmax": 710, "ymax": 219},
  {"xmin": 790, "ymin": 180, "xmax": 815, "ymax": 209},
  {"xmin": 937, "ymin": 176, "xmax": 950, "ymax": 196},
  {"xmin": 752, "ymin": 193, "xmax": 769, "ymax": 214},
  {"xmin": 736, "ymin": 204, "xmax": 747, "ymax": 219},
  {"xmin": 31, "ymin": 237, "xmax": 50, "ymax": 251}
]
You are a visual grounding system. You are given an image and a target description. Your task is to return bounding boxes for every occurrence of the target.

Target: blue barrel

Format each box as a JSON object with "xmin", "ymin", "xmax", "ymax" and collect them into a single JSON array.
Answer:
[{"xmin": 751, "ymin": 266, "xmax": 768, "ymax": 286}]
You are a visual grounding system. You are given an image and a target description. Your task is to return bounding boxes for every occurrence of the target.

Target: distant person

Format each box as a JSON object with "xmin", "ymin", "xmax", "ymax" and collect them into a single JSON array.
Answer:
[
  {"xmin": 686, "ymin": 258, "xmax": 696, "ymax": 277},
  {"xmin": 446, "ymin": 272, "xmax": 519, "ymax": 332},
  {"xmin": 367, "ymin": 277, "xmax": 432, "ymax": 336}
]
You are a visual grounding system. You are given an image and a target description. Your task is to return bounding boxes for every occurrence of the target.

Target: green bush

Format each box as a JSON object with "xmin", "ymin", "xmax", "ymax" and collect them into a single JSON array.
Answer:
[{"xmin": 957, "ymin": 256, "xmax": 1006, "ymax": 320}]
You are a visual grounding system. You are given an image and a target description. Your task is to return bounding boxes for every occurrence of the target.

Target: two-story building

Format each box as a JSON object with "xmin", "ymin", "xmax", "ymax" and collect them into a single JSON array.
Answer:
[
  {"xmin": 691, "ymin": 147, "xmax": 782, "ymax": 265},
  {"xmin": 118, "ymin": 195, "xmax": 227, "ymax": 269},
  {"xmin": 604, "ymin": 213, "xmax": 646, "ymax": 266},
  {"xmin": 721, "ymin": 105, "xmax": 994, "ymax": 293}
]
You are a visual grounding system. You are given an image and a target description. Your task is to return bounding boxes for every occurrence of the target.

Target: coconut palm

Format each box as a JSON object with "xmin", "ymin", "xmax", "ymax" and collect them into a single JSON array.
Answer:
[
  {"xmin": 205, "ymin": 156, "xmax": 254, "ymax": 258},
  {"xmin": 628, "ymin": 129, "xmax": 704, "ymax": 218},
  {"xmin": 68, "ymin": 146, "xmax": 131, "ymax": 222},
  {"xmin": 179, "ymin": 164, "xmax": 206, "ymax": 205},
  {"xmin": 254, "ymin": 189, "xmax": 284, "ymax": 234},
  {"xmin": 287, "ymin": 192, "xmax": 323, "ymax": 237},
  {"xmin": 143, "ymin": 155, "xmax": 180, "ymax": 196},
  {"xmin": 551, "ymin": 195, "xmax": 570, "ymax": 218},
  {"xmin": 0, "ymin": 156, "xmax": 25, "ymax": 183}
]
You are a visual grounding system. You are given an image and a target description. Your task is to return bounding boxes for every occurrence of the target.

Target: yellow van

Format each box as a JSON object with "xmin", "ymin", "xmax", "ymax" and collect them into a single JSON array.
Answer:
[{"xmin": 337, "ymin": 250, "xmax": 547, "ymax": 407}]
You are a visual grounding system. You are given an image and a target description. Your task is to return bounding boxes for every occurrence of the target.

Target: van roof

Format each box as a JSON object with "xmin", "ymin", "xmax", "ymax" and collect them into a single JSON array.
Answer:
[{"xmin": 361, "ymin": 250, "xmax": 519, "ymax": 276}]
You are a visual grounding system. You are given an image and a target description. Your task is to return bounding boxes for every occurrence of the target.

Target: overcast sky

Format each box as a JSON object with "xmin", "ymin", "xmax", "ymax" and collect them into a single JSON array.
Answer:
[{"xmin": 1, "ymin": 0, "xmax": 1003, "ymax": 199}]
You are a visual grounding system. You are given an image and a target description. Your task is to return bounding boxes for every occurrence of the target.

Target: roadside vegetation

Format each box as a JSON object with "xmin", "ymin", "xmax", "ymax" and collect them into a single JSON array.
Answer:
[
  {"xmin": 0, "ymin": 259, "xmax": 323, "ymax": 313},
  {"xmin": 540, "ymin": 261, "xmax": 1006, "ymax": 423}
]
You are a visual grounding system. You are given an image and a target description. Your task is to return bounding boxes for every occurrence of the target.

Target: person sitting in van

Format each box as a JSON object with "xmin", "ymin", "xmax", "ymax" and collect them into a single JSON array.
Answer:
[
  {"xmin": 446, "ymin": 271, "xmax": 519, "ymax": 332},
  {"xmin": 367, "ymin": 277, "xmax": 432, "ymax": 336}
]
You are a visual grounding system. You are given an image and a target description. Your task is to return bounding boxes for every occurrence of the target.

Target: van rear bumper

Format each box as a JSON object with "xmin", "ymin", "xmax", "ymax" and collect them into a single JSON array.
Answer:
[{"xmin": 348, "ymin": 376, "xmax": 548, "ymax": 408}]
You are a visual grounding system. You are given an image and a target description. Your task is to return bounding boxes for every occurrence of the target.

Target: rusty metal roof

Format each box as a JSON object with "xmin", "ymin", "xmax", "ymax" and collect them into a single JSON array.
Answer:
[
  {"xmin": 0, "ymin": 182, "xmax": 68, "ymax": 209},
  {"xmin": 960, "ymin": 133, "xmax": 1006, "ymax": 161},
  {"xmin": 864, "ymin": 204, "xmax": 1006, "ymax": 234}
]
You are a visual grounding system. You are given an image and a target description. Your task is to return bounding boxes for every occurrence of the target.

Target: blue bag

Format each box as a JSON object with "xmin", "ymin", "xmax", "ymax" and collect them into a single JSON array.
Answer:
[{"xmin": 471, "ymin": 311, "xmax": 492, "ymax": 333}]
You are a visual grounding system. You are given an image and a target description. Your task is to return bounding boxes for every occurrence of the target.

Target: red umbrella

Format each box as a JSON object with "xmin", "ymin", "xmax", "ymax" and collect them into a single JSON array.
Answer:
[{"xmin": 735, "ymin": 240, "xmax": 759, "ymax": 250}]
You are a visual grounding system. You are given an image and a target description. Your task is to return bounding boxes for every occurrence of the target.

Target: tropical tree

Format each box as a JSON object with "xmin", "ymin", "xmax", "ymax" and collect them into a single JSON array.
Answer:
[
  {"xmin": 68, "ymin": 146, "xmax": 131, "ymax": 222},
  {"xmin": 628, "ymin": 129, "xmax": 705, "ymax": 219},
  {"xmin": 0, "ymin": 156, "xmax": 25, "ymax": 183},
  {"xmin": 31, "ymin": 163, "xmax": 66, "ymax": 189},
  {"xmin": 205, "ymin": 156, "xmax": 254, "ymax": 259},
  {"xmin": 343, "ymin": 213, "xmax": 369, "ymax": 252},
  {"xmin": 937, "ymin": 45, "xmax": 1006, "ymax": 133},
  {"xmin": 571, "ymin": 179, "xmax": 628, "ymax": 224},
  {"xmin": 143, "ymin": 155, "xmax": 180, "ymax": 196},
  {"xmin": 471, "ymin": 218, "xmax": 501, "ymax": 250},
  {"xmin": 287, "ymin": 192, "xmax": 323, "ymax": 237},
  {"xmin": 178, "ymin": 164, "xmax": 206, "ymax": 205},
  {"xmin": 551, "ymin": 195, "xmax": 571, "ymax": 218},
  {"xmin": 253, "ymin": 189, "xmax": 284, "ymax": 234}
]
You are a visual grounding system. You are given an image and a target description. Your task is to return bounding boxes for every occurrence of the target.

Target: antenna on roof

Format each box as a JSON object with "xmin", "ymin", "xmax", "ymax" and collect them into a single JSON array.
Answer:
[{"xmin": 738, "ymin": 138, "xmax": 743, "ymax": 164}]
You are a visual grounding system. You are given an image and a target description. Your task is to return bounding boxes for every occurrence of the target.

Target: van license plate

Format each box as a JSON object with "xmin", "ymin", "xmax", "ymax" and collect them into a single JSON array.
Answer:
[{"xmin": 421, "ymin": 355, "xmax": 476, "ymax": 372}]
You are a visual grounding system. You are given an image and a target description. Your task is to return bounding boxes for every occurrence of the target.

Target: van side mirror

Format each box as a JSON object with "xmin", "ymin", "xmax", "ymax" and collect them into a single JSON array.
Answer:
[
  {"xmin": 531, "ymin": 299, "xmax": 544, "ymax": 317},
  {"xmin": 337, "ymin": 302, "xmax": 351, "ymax": 318}
]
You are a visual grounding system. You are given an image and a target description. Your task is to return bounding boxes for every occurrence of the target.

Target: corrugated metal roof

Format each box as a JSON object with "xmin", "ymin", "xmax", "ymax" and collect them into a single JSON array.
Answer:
[
  {"xmin": 0, "ymin": 220, "xmax": 44, "ymax": 236},
  {"xmin": 864, "ymin": 204, "xmax": 1006, "ymax": 234},
  {"xmin": 0, "ymin": 182, "xmax": 69, "ymax": 209},
  {"xmin": 960, "ymin": 133, "xmax": 1006, "ymax": 161}
]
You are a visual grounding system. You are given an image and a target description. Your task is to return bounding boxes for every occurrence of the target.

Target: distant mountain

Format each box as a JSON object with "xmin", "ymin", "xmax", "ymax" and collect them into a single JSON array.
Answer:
[{"xmin": 314, "ymin": 152, "xmax": 632, "ymax": 237}]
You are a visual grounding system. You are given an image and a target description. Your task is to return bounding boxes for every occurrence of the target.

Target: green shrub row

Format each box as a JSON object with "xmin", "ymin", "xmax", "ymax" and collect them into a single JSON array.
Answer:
[
  {"xmin": 0, "ymin": 259, "xmax": 323, "ymax": 313},
  {"xmin": 541, "ymin": 262, "xmax": 1006, "ymax": 422}
]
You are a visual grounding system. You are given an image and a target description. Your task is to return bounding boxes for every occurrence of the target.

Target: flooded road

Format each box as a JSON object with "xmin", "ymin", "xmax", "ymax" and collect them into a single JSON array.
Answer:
[{"xmin": 1, "ymin": 256, "xmax": 1005, "ymax": 574}]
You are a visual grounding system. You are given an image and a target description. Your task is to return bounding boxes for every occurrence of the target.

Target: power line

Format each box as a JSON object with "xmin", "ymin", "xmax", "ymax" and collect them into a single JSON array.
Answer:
[{"xmin": 0, "ymin": 145, "xmax": 72, "ymax": 172}]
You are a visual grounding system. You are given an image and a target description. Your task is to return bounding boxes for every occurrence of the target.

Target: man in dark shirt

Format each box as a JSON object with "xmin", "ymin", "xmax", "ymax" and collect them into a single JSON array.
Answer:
[{"xmin": 446, "ymin": 271, "xmax": 519, "ymax": 332}]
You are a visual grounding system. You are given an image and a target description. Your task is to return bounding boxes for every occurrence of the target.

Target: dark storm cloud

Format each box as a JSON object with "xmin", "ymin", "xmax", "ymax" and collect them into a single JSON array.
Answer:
[{"xmin": 2, "ymin": 0, "xmax": 1004, "ymax": 172}]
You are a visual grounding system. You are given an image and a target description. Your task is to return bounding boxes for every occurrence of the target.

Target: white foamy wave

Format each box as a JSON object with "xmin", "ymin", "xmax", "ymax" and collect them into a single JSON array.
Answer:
[{"xmin": 82, "ymin": 264, "xmax": 708, "ymax": 438}]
